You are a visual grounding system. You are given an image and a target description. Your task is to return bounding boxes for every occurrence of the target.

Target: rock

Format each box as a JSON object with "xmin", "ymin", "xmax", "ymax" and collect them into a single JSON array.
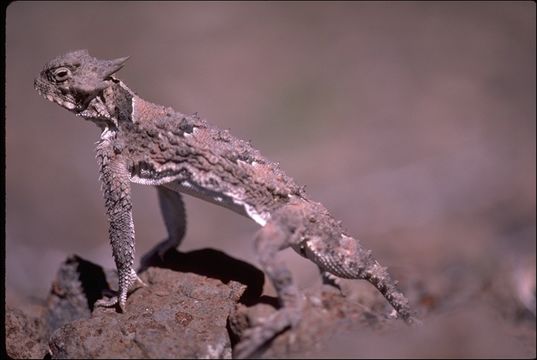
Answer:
[
  {"xmin": 7, "ymin": 250, "xmax": 395, "ymax": 359},
  {"xmin": 5, "ymin": 305, "xmax": 49, "ymax": 359},
  {"xmin": 140, "ymin": 247, "xmax": 265, "ymax": 306},
  {"xmin": 6, "ymin": 255, "xmax": 105, "ymax": 359},
  {"xmin": 229, "ymin": 285, "xmax": 389, "ymax": 358},
  {"xmin": 45, "ymin": 255, "xmax": 106, "ymax": 334},
  {"xmin": 49, "ymin": 267, "xmax": 247, "ymax": 359}
]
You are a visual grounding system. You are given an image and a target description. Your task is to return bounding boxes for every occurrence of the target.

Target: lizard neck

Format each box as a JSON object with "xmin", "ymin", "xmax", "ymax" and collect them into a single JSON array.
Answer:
[
  {"xmin": 105, "ymin": 78, "xmax": 176, "ymax": 127},
  {"xmin": 78, "ymin": 78, "xmax": 136, "ymax": 130},
  {"xmin": 101, "ymin": 78, "xmax": 136, "ymax": 125}
]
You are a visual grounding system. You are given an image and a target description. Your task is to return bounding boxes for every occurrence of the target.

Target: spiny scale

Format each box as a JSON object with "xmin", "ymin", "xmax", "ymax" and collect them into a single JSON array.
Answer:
[{"xmin": 34, "ymin": 50, "xmax": 416, "ymax": 358}]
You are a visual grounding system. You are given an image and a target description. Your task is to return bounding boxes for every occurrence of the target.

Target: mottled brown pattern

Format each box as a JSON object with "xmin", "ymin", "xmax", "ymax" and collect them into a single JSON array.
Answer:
[
  {"xmin": 121, "ymin": 95, "xmax": 303, "ymax": 215},
  {"xmin": 34, "ymin": 50, "xmax": 415, "ymax": 358}
]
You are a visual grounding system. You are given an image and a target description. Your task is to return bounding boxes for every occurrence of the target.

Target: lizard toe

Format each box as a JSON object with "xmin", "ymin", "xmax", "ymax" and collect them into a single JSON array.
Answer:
[
  {"xmin": 136, "ymin": 275, "xmax": 148, "ymax": 287},
  {"xmin": 95, "ymin": 296, "xmax": 119, "ymax": 308},
  {"xmin": 233, "ymin": 308, "xmax": 301, "ymax": 358}
]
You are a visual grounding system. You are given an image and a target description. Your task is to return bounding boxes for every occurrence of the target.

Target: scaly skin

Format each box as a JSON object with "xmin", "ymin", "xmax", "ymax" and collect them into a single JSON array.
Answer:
[{"xmin": 34, "ymin": 50, "xmax": 417, "ymax": 358}]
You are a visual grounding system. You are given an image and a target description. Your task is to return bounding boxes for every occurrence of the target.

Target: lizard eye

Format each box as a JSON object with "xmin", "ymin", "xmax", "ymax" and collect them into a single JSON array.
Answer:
[{"xmin": 52, "ymin": 67, "xmax": 71, "ymax": 82}]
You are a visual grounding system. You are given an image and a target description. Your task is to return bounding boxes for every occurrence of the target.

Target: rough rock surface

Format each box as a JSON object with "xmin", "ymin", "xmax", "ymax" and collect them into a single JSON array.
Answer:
[
  {"xmin": 5, "ymin": 304, "xmax": 49, "ymax": 359},
  {"xmin": 6, "ymin": 251, "xmax": 400, "ymax": 359},
  {"xmin": 6, "ymin": 255, "xmax": 100, "ymax": 359},
  {"xmin": 45, "ymin": 256, "xmax": 102, "ymax": 333},
  {"xmin": 49, "ymin": 267, "xmax": 246, "ymax": 359},
  {"xmin": 228, "ymin": 285, "xmax": 391, "ymax": 358}
]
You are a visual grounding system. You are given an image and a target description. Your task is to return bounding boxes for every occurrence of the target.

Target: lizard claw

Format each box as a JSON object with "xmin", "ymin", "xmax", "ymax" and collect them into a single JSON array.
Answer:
[
  {"xmin": 95, "ymin": 291, "xmax": 128, "ymax": 312},
  {"xmin": 95, "ymin": 273, "xmax": 146, "ymax": 312},
  {"xmin": 234, "ymin": 326, "xmax": 267, "ymax": 359},
  {"xmin": 321, "ymin": 271, "xmax": 345, "ymax": 295},
  {"xmin": 94, "ymin": 287, "xmax": 128, "ymax": 312},
  {"xmin": 404, "ymin": 315, "xmax": 423, "ymax": 327},
  {"xmin": 95, "ymin": 295, "xmax": 120, "ymax": 309},
  {"xmin": 233, "ymin": 309, "xmax": 301, "ymax": 359},
  {"xmin": 136, "ymin": 274, "xmax": 148, "ymax": 288}
]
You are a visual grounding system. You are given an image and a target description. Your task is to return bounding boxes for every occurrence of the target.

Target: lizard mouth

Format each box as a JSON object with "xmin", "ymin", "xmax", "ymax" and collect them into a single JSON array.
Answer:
[{"xmin": 34, "ymin": 82, "xmax": 78, "ymax": 111}]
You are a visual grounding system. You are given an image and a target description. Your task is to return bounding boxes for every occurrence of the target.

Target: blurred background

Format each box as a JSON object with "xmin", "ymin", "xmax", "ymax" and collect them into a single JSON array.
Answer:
[{"xmin": 6, "ymin": 2, "xmax": 535, "ymax": 357}]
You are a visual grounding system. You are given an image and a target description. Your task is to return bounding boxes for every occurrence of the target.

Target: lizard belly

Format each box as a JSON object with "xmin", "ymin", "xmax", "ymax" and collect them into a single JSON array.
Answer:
[{"xmin": 163, "ymin": 179, "xmax": 269, "ymax": 226}]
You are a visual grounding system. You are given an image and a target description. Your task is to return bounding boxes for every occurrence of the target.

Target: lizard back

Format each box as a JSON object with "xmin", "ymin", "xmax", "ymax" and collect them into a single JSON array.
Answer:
[{"xmin": 114, "ymin": 86, "xmax": 304, "ymax": 225}]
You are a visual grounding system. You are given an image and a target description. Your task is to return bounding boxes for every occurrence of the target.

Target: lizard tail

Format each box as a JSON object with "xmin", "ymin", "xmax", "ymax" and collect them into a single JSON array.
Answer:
[
  {"xmin": 304, "ymin": 237, "xmax": 418, "ymax": 325},
  {"xmin": 359, "ymin": 261, "xmax": 416, "ymax": 324}
]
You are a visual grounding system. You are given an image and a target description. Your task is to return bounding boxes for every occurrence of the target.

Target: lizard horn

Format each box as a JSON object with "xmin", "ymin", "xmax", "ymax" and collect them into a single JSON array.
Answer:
[
  {"xmin": 111, "ymin": 56, "xmax": 130, "ymax": 66},
  {"xmin": 102, "ymin": 56, "xmax": 130, "ymax": 77}
]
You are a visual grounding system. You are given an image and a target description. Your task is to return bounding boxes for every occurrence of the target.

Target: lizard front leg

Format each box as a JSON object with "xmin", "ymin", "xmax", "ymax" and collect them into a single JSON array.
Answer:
[
  {"xmin": 234, "ymin": 222, "xmax": 303, "ymax": 358},
  {"xmin": 94, "ymin": 134, "xmax": 145, "ymax": 311},
  {"xmin": 140, "ymin": 185, "xmax": 187, "ymax": 270}
]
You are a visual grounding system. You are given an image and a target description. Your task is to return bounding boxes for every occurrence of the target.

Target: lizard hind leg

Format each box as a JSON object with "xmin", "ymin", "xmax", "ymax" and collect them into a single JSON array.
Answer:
[
  {"xmin": 233, "ymin": 222, "xmax": 304, "ymax": 359},
  {"xmin": 139, "ymin": 186, "xmax": 187, "ymax": 270}
]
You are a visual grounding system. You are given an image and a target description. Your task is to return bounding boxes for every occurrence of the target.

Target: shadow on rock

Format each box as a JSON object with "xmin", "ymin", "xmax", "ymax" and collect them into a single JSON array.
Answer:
[{"xmin": 139, "ymin": 247, "xmax": 276, "ymax": 307}]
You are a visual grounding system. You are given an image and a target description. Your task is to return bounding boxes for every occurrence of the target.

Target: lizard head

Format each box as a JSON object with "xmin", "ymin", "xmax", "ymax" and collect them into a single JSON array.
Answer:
[{"xmin": 34, "ymin": 49, "xmax": 129, "ymax": 117}]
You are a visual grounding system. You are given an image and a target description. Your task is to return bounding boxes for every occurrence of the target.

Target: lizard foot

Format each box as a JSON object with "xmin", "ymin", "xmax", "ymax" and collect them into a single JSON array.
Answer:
[
  {"xmin": 321, "ymin": 271, "xmax": 345, "ymax": 295},
  {"xmin": 233, "ymin": 308, "xmax": 301, "ymax": 359},
  {"xmin": 95, "ymin": 274, "xmax": 147, "ymax": 312},
  {"xmin": 95, "ymin": 295, "xmax": 120, "ymax": 308}
]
